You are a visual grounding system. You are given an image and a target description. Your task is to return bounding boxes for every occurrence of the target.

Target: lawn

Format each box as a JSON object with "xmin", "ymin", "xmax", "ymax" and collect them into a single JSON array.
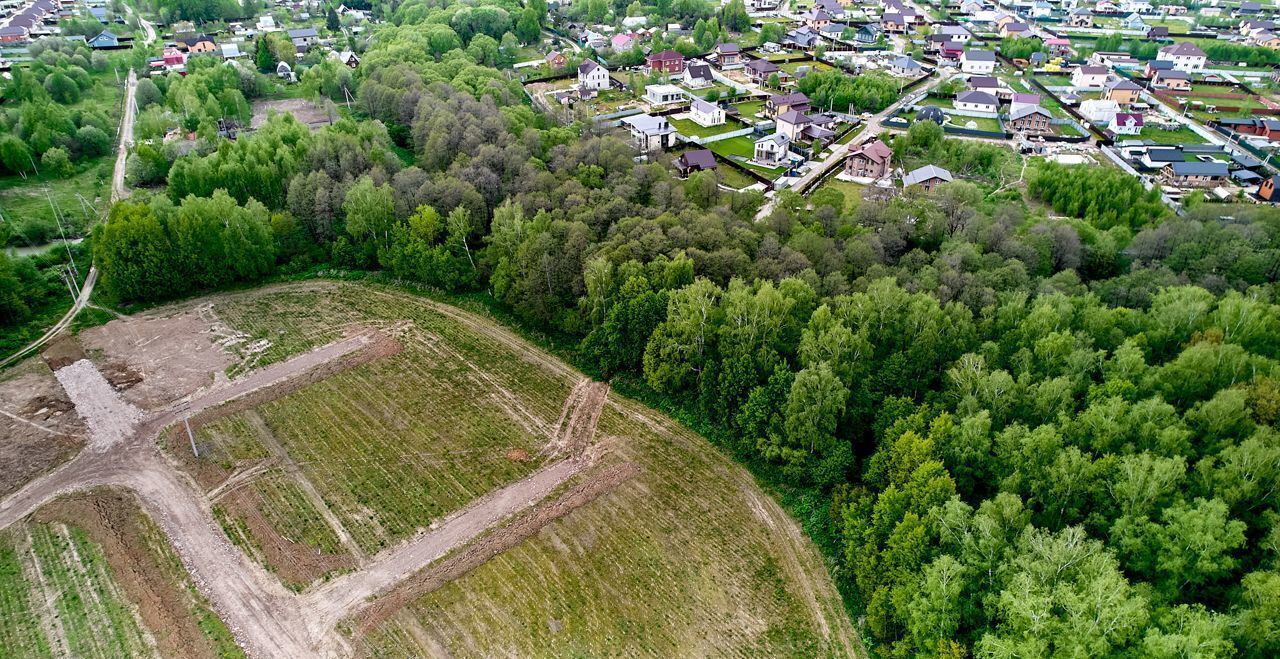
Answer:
[
  {"xmin": 1138, "ymin": 125, "xmax": 1209, "ymax": 145},
  {"xmin": 813, "ymin": 177, "xmax": 864, "ymax": 212},
  {"xmin": 778, "ymin": 60, "xmax": 834, "ymax": 74},
  {"xmin": 709, "ymin": 135, "xmax": 784, "ymax": 176},
  {"xmin": 731, "ymin": 99, "xmax": 766, "ymax": 120},
  {"xmin": 716, "ymin": 164, "xmax": 759, "ymax": 189},
  {"xmin": 670, "ymin": 115, "xmax": 747, "ymax": 139}
]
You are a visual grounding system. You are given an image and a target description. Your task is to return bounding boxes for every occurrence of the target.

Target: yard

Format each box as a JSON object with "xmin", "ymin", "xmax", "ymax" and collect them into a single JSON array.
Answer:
[
  {"xmin": 1137, "ymin": 124, "xmax": 1209, "ymax": 145},
  {"xmin": 670, "ymin": 115, "xmax": 748, "ymax": 139},
  {"xmin": 717, "ymin": 164, "xmax": 759, "ymax": 189},
  {"xmin": 731, "ymin": 99, "xmax": 767, "ymax": 120},
  {"xmin": 708, "ymin": 135, "xmax": 784, "ymax": 176},
  {"xmin": 812, "ymin": 177, "xmax": 865, "ymax": 212}
]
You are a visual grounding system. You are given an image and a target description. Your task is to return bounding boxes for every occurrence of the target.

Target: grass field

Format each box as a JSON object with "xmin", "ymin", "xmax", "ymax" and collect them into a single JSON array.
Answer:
[
  {"xmin": 813, "ymin": 178, "xmax": 865, "ymax": 212},
  {"xmin": 731, "ymin": 100, "xmax": 766, "ymax": 121},
  {"xmin": 709, "ymin": 135, "xmax": 785, "ymax": 176},
  {"xmin": 1138, "ymin": 125, "xmax": 1209, "ymax": 145},
  {"xmin": 186, "ymin": 281, "xmax": 859, "ymax": 656},
  {"xmin": 0, "ymin": 490, "xmax": 242, "ymax": 659},
  {"xmin": 717, "ymin": 164, "xmax": 760, "ymax": 189},
  {"xmin": 669, "ymin": 115, "xmax": 748, "ymax": 139}
]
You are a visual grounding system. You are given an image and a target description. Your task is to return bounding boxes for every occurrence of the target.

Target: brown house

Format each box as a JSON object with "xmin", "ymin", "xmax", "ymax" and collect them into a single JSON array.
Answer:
[
  {"xmin": 1260, "ymin": 175, "xmax": 1280, "ymax": 201},
  {"xmin": 766, "ymin": 92, "xmax": 810, "ymax": 118},
  {"xmin": 845, "ymin": 138, "xmax": 893, "ymax": 178},
  {"xmin": 1007, "ymin": 105, "xmax": 1051, "ymax": 133},
  {"xmin": 646, "ymin": 49, "xmax": 685, "ymax": 74},
  {"xmin": 546, "ymin": 50, "xmax": 567, "ymax": 69},
  {"xmin": 1104, "ymin": 79, "xmax": 1142, "ymax": 106}
]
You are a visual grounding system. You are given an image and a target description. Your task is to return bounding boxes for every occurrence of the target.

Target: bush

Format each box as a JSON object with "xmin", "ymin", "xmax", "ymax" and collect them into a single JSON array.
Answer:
[{"xmin": 40, "ymin": 147, "xmax": 74, "ymax": 178}]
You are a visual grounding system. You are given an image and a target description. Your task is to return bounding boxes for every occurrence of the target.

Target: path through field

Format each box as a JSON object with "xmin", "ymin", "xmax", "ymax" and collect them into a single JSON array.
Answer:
[{"xmin": 0, "ymin": 330, "xmax": 614, "ymax": 657}]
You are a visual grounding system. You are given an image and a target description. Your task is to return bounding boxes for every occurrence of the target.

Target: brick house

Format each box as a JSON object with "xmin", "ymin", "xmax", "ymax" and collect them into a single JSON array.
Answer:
[{"xmin": 845, "ymin": 138, "xmax": 893, "ymax": 179}]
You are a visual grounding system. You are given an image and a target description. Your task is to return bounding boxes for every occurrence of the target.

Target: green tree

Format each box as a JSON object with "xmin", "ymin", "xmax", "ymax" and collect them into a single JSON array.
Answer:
[{"xmin": 326, "ymin": 4, "xmax": 340, "ymax": 31}]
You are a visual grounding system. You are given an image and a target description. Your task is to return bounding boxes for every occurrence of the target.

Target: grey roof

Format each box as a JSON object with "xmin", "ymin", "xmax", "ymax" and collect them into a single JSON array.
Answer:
[
  {"xmin": 1147, "ymin": 148, "xmax": 1184, "ymax": 162},
  {"xmin": 903, "ymin": 165, "xmax": 953, "ymax": 186},
  {"xmin": 1160, "ymin": 42, "xmax": 1206, "ymax": 58},
  {"xmin": 578, "ymin": 59, "xmax": 598, "ymax": 74},
  {"xmin": 1171, "ymin": 161, "xmax": 1229, "ymax": 177},
  {"xmin": 623, "ymin": 114, "xmax": 674, "ymax": 135},
  {"xmin": 716, "ymin": 42, "xmax": 740, "ymax": 54},
  {"xmin": 1108, "ymin": 79, "xmax": 1141, "ymax": 90},
  {"xmin": 1009, "ymin": 104, "xmax": 1049, "ymax": 120},
  {"xmin": 288, "ymin": 27, "xmax": 319, "ymax": 39},
  {"xmin": 746, "ymin": 59, "xmax": 780, "ymax": 73},
  {"xmin": 690, "ymin": 99, "xmax": 719, "ymax": 114},
  {"xmin": 770, "ymin": 92, "xmax": 809, "ymax": 106},
  {"xmin": 957, "ymin": 90, "xmax": 998, "ymax": 106},
  {"xmin": 917, "ymin": 106, "xmax": 946, "ymax": 124},
  {"xmin": 964, "ymin": 49, "xmax": 995, "ymax": 62},
  {"xmin": 686, "ymin": 63, "xmax": 712, "ymax": 81},
  {"xmin": 891, "ymin": 56, "xmax": 921, "ymax": 70}
]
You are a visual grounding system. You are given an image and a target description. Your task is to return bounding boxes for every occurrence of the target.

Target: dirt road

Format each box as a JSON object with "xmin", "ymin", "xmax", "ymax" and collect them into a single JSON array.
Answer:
[
  {"xmin": 0, "ymin": 267, "xmax": 98, "ymax": 370},
  {"xmin": 0, "ymin": 331, "xmax": 611, "ymax": 658},
  {"xmin": 112, "ymin": 69, "xmax": 138, "ymax": 202}
]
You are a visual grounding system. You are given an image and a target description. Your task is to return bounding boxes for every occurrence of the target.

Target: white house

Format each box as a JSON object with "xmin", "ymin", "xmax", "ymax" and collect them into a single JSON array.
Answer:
[
  {"xmin": 1071, "ymin": 65, "xmax": 1110, "ymax": 88},
  {"xmin": 1112, "ymin": 112, "xmax": 1144, "ymax": 135},
  {"xmin": 754, "ymin": 133, "xmax": 791, "ymax": 167},
  {"xmin": 689, "ymin": 99, "xmax": 725, "ymax": 128},
  {"xmin": 955, "ymin": 90, "xmax": 999, "ymax": 115},
  {"xmin": 1080, "ymin": 98, "xmax": 1122, "ymax": 124},
  {"xmin": 621, "ymin": 114, "xmax": 676, "ymax": 153},
  {"xmin": 645, "ymin": 84, "xmax": 686, "ymax": 106},
  {"xmin": 578, "ymin": 59, "xmax": 611, "ymax": 91},
  {"xmin": 1157, "ymin": 42, "xmax": 1207, "ymax": 73},
  {"xmin": 961, "ymin": 49, "xmax": 997, "ymax": 75},
  {"xmin": 683, "ymin": 62, "xmax": 714, "ymax": 89},
  {"xmin": 938, "ymin": 25, "xmax": 972, "ymax": 42}
]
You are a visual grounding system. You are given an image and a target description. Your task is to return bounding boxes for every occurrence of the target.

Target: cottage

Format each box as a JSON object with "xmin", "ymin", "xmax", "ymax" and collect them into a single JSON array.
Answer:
[
  {"xmin": 955, "ymin": 90, "xmax": 999, "ymax": 115},
  {"xmin": 939, "ymin": 25, "xmax": 972, "ymax": 42},
  {"xmin": 1045, "ymin": 38, "xmax": 1074, "ymax": 57},
  {"xmin": 1081, "ymin": 99, "xmax": 1122, "ymax": 124},
  {"xmin": 220, "ymin": 43, "xmax": 243, "ymax": 59},
  {"xmin": 856, "ymin": 24, "xmax": 883, "ymax": 43},
  {"xmin": 890, "ymin": 56, "xmax": 922, "ymax": 76},
  {"xmin": 163, "ymin": 46, "xmax": 186, "ymax": 66},
  {"xmin": 776, "ymin": 111, "xmax": 813, "ymax": 141},
  {"xmin": 1007, "ymin": 104, "xmax": 1051, "ymax": 132},
  {"xmin": 689, "ymin": 99, "xmax": 725, "ymax": 128},
  {"xmin": 610, "ymin": 33, "xmax": 636, "ymax": 50},
  {"xmin": 275, "ymin": 60, "xmax": 292, "ymax": 79},
  {"xmin": 578, "ymin": 59, "xmax": 611, "ymax": 91},
  {"xmin": 87, "ymin": 29, "xmax": 118, "ymax": 48},
  {"xmin": 546, "ymin": 50, "xmax": 567, "ymax": 69},
  {"xmin": 881, "ymin": 12, "xmax": 906, "ymax": 32},
  {"xmin": 715, "ymin": 43, "xmax": 742, "ymax": 69},
  {"xmin": 1164, "ymin": 161, "xmax": 1229, "ymax": 187},
  {"xmin": 1105, "ymin": 79, "xmax": 1141, "ymax": 106},
  {"xmin": 288, "ymin": 27, "xmax": 319, "ymax": 50},
  {"xmin": 1067, "ymin": 7, "xmax": 1093, "ymax": 27},
  {"xmin": 683, "ymin": 63, "xmax": 714, "ymax": 89},
  {"xmin": 745, "ymin": 58, "xmax": 780, "ymax": 84},
  {"xmin": 961, "ymin": 49, "xmax": 996, "ymax": 75},
  {"xmin": 331, "ymin": 50, "xmax": 360, "ymax": 68},
  {"xmin": 1010, "ymin": 93, "xmax": 1042, "ymax": 113},
  {"xmin": 1258, "ymin": 175, "xmax": 1280, "ymax": 201},
  {"xmin": 1153, "ymin": 68, "xmax": 1191, "ymax": 91},
  {"xmin": 646, "ymin": 49, "xmax": 684, "ymax": 75},
  {"xmin": 1121, "ymin": 13, "xmax": 1147, "ymax": 30},
  {"xmin": 1237, "ymin": 0, "xmax": 1262, "ymax": 16},
  {"xmin": 845, "ymin": 138, "xmax": 893, "ymax": 179},
  {"xmin": 1147, "ymin": 26, "xmax": 1170, "ymax": 40},
  {"xmin": 902, "ymin": 165, "xmax": 953, "ymax": 191},
  {"xmin": 1254, "ymin": 31, "xmax": 1280, "ymax": 48},
  {"xmin": 767, "ymin": 92, "xmax": 810, "ymax": 118},
  {"xmin": 178, "ymin": 34, "xmax": 216, "ymax": 53},
  {"xmin": 754, "ymin": 133, "xmax": 791, "ymax": 167},
  {"xmin": 674, "ymin": 149, "xmax": 718, "ymax": 177},
  {"xmin": 0, "ymin": 26, "xmax": 29, "ymax": 43},
  {"xmin": 803, "ymin": 9, "xmax": 832, "ymax": 30},
  {"xmin": 622, "ymin": 114, "xmax": 676, "ymax": 153},
  {"xmin": 644, "ymin": 84, "xmax": 686, "ymax": 106},
  {"xmin": 1000, "ymin": 21, "xmax": 1030, "ymax": 38},
  {"xmin": 1241, "ymin": 19, "xmax": 1275, "ymax": 36},
  {"xmin": 1112, "ymin": 112, "xmax": 1144, "ymax": 135},
  {"xmin": 1072, "ymin": 65, "xmax": 1110, "ymax": 89},
  {"xmin": 785, "ymin": 27, "xmax": 821, "ymax": 48},
  {"xmin": 1157, "ymin": 42, "xmax": 1207, "ymax": 73}
]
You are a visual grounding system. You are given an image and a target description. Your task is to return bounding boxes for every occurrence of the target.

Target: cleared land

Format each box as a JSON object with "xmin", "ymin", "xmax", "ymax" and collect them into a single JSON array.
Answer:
[{"xmin": 0, "ymin": 280, "xmax": 859, "ymax": 657}]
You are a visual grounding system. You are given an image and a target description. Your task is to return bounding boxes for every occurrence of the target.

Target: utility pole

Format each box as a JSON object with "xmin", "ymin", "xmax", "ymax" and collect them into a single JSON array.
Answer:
[{"xmin": 46, "ymin": 192, "xmax": 79, "ymax": 284}]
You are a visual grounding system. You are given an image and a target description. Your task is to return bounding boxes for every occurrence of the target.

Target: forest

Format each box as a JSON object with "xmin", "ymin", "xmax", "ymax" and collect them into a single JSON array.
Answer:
[{"xmin": 56, "ymin": 3, "xmax": 1280, "ymax": 657}]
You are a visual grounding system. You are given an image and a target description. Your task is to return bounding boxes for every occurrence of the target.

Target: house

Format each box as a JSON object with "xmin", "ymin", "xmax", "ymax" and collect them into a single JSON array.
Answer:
[
  {"xmin": 955, "ymin": 90, "xmax": 999, "ymax": 115},
  {"xmin": 331, "ymin": 50, "xmax": 359, "ymax": 68},
  {"xmin": 819, "ymin": 23, "xmax": 847, "ymax": 40},
  {"xmin": 961, "ymin": 49, "xmax": 996, "ymax": 75},
  {"xmin": 288, "ymin": 27, "xmax": 320, "ymax": 49},
  {"xmin": 546, "ymin": 51, "xmax": 567, "ymax": 69},
  {"xmin": 1157, "ymin": 42, "xmax": 1207, "ymax": 73},
  {"xmin": 776, "ymin": 111, "xmax": 813, "ymax": 141},
  {"xmin": 1081, "ymin": 99, "xmax": 1121, "ymax": 124},
  {"xmin": 1007, "ymin": 104, "xmax": 1051, "ymax": 132},
  {"xmin": 1010, "ymin": 92, "xmax": 1042, "ymax": 113},
  {"xmin": 940, "ymin": 42, "xmax": 965, "ymax": 61},
  {"xmin": 890, "ymin": 56, "xmax": 922, "ymax": 76},
  {"xmin": 745, "ymin": 59, "xmax": 780, "ymax": 84},
  {"xmin": 767, "ymin": 92, "xmax": 810, "ymax": 118},
  {"xmin": 1237, "ymin": 0, "xmax": 1262, "ymax": 16},
  {"xmin": 644, "ymin": 84, "xmax": 686, "ymax": 106},
  {"xmin": 674, "ymin": 149, "xmax": 718, "ymax": 177},
  {"xmin": 715, "ymin": 43, "xmax": 742, "ymax": 69},
  {"xmin": 1258, "ymin": 175, "xmax": 1280, "ymax": 201},
  {"xmin": 1254, "ymin": 31, "xmax": 1280, "ymax": 48},
  {"xmin": 1215, "ymin": 117, "xmax": 1280, "ymax": 139},
  {"xmin": 856, "ymin": 24, "xmax": 883, "ymax": 43},
  {"xmin": 1067, "ymin": 7, "xmax": 1093, "ymax": 27},
  {"xmin": 1121, "ymin": 13, "xmax": 1147, "ymax": 30},
  {"xmin": 938, "ymin": 25, "xmax": 972, "ymax": 43},
  {"xmin": 1147, "ymin": 26, "xmax": 1170, "ymax": 40},
  {"xmin": 1105, "ymin": 79, "xmax": 1141, "ymax": 106},
  {"xmin": 1092, "ymin": 51, "xmax": 1141, "ymax": 70},
  {"xmin": 845, "ymin": 138, "xmax": 893, "ymax": 179},
  {"xmin": 785, "ymin": 27, "xmax": 821, "ymax": 48},
  {"xmin": 1164, "ymin": 161, "xmax": 1229, "ymax": 187},
  {"xmin": 1095, "ymin": 0, "xmax": 1119, "ymax": 12},
  {"xmin": 1153, "ymin": 68, "xmax": 1191, "ymax": 91},
  {"xmin": 221, "ymin": 43, "xmax": 243, "ymax": 60},
  {"xmin": 754, "ymin": 133, "xmax": 791, "ymax": 167},
  {"xmin": 902, "ymin": 165, "xmax": 953, "ymax": 191},
  {"xmin": 622, "ymin": 114, "xmax": 676, "ymax": 153},
  {"xmin": 610, "ymin": 33, "xmax": 636, "ymax": 50},
  {"xmin": 881, "ymin": 12, "xmax": 906, "ymax": 32},
  {"xmin": 1045, "ymin": 38, "xmax": 1074, "ymax": 57},
  {"xmin": 178, "ymin": 34, "xmax": 216, "ymax": 54},
  {"xmin": 803, "ymin": 9, "xmax": 832, "ymax": 30},
  {"xmin": 276, "ymin": 60, "xmax": 292, "ymax": 80},
  {"xmin": 646, "ymin": 49, "xmax": 684, "ymax": 75},
  {"xmin": 689, "ymin": 99, "xmax": 725, "ymax": 128},
  {"xmin": 960, "ymin": 0, "xmax": 985, "ymax": 13},
  {"xmin": 578, "ymin": 59, "xmax": 611, "ymax": 91},
  {"xmin": 1072, "ymin": 65, "xmax": 1110, "ymax": 89},
  {"xmin": 162, "ymin": 46, "xmax": 186, "ymax": 66},
  {"xmin": 1000, "ymin": 22, "xmax": 1030, "ymax": 38},
  {"xmin": 1112, "ymin": 112, "xmax": 1144, "ymax": 135},
  {"xmin": 1241, "ymin": 19, "xmax": 1275, "ymax": 36},
  {"xmin": 683, "ymin": 63, "xmax": 714, "ymax": 89},
  {"xmin": 747, "ymin": 0, "xmax": 781, "ymax": 9},
  {"xmin": 86, "ymin": 29, "xmax": 118, "ymax": 48},
  {"xmin": 0, "ymin": 26, "xmax": 29, "ymax": 43},
  {"xmin": 581, "ymin": 30, "xmax": 607, "ymax": 49}
]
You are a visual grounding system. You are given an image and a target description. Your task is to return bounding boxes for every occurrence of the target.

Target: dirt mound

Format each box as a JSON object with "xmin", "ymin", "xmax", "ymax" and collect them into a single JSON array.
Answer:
[
  {"xmin": 40, "ymin": 336, "xmax": 87, "ymax": 371},
  {"xmin": 33, "ymin": 488, "xmax": 232, "ymax": 659}
]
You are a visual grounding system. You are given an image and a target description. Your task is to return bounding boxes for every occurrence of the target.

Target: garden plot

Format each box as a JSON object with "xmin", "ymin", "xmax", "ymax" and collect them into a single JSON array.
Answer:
[{"xmin": 348, "ymin": 396, "xmax": 860, "ymax": 658}]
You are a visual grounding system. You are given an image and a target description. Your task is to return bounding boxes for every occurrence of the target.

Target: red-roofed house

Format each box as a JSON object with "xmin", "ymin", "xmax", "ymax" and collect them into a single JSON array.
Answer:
[
  {"xmin": 646, "ymin": 49, "xmax": 685, "ymax": 74},
  {"xmin": 845, "ymin": 138, "xmax": 893, "ymax": 178}
]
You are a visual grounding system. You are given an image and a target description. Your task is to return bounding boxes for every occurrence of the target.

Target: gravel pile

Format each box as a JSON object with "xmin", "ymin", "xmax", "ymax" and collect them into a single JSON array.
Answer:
[{"xmin": 53, "ymin": 359, "xmax": 144, "ymax": 452}]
